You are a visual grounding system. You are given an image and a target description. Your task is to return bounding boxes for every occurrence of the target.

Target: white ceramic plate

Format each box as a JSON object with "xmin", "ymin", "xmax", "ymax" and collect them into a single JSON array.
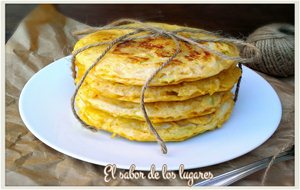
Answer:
[{"xmin": 19, "ymin": 56, "xmax": 282, "ymax": 171}]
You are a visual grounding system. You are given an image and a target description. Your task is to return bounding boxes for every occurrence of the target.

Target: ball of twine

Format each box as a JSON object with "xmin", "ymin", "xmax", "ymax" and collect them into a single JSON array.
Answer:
[{"xmin": 242, "ymin": 23, "xmax": 294, "ymax": 77}]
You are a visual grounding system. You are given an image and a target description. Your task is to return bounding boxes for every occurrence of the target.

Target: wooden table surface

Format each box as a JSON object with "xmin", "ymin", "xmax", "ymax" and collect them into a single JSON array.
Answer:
[{"xmin": 5, "ymin": 4, "xmax": 294, "ymax": 42}]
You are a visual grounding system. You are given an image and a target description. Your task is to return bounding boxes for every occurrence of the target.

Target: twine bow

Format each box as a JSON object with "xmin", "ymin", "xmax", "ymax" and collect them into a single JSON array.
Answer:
[{"xmin": 71, "ymin": 19, "xmax": 260, "ymax": 154}]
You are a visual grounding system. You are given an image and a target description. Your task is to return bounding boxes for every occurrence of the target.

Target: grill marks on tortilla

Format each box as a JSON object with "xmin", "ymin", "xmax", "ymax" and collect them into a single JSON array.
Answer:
[{"xmin": 111, "ymin": 37, "xmax": 213, "ymax": 65}]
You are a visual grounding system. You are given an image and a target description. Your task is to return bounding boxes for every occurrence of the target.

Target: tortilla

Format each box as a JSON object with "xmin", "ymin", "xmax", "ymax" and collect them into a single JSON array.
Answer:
[
  {"xmin": 76, "ymin": 94, "xmax": 234, "ymax": 141},
  {"xmin": 74, "ymin": 22, "xmax": 239, "ymax": 86}
]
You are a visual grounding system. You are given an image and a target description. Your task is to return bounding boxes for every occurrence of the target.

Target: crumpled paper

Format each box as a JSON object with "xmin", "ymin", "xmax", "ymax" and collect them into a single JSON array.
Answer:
[{"xmin": 5, "ymin": 4, "xmax": 294, "ymax": 186}]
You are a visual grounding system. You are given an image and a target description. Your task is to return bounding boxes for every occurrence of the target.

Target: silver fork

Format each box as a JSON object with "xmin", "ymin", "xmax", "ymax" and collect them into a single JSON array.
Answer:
[{"xmin": 193, "ymin": 146, "xmax": 294, "ymax": 186}]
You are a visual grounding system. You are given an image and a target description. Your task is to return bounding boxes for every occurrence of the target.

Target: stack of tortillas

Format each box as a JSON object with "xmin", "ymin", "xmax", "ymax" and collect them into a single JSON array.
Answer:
[{"xmin": 73, "ymin": 22, "xmax": 241, "ymax": 142}]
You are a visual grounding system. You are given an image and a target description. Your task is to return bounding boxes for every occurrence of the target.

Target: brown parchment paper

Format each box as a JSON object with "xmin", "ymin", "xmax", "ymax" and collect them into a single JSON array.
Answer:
[{"xmin": 5, "ymin": 4, "xmax": 295, "ymax": 186}]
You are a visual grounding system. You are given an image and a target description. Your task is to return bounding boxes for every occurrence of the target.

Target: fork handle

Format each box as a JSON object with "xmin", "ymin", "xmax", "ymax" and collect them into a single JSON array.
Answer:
[{"xmin": 193, "ymin": 152, "xmax": 294, "ymax": 186}]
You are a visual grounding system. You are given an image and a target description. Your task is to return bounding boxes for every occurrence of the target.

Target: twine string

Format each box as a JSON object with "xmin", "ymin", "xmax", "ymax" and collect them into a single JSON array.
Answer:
[
  {"xmin": 140, "ymin": 33, "xmax": 181, "ymax": 154},
  {"xmin": 234, "ymin": 63, "xmax": 243, "ymax": 102},
  {"xmin": 261, "ymin": 142, "xmax": 294, "ymax": 185},
  {"xmin": 71, "ymin": 41, "xmax": 111, "ymax": 79},
  {"xmin": 71, "ymin": 29, "xmax": 142, "ymax": 128},
  {"xmin": 71, "ymin": 19, "xmax": 260, "ymax": 154}
]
